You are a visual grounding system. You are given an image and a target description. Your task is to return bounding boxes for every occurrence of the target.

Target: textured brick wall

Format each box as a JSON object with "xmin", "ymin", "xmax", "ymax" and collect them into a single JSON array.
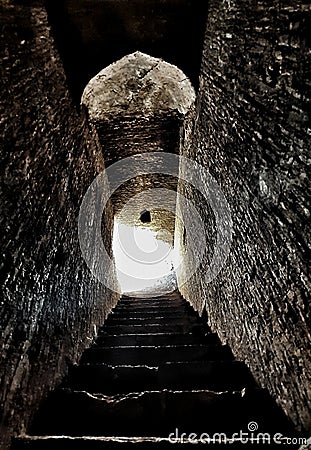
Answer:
[
  {"xmin": 0, "ymin": 3, "xmax": 119, "ymax": 448},
  {"xmin": 177, "ymin": 0, "xmax": 310, "ymax": 432},
  {"xmin": 97, "ymin": 116, "xmax": 181, "ymax": 233}
]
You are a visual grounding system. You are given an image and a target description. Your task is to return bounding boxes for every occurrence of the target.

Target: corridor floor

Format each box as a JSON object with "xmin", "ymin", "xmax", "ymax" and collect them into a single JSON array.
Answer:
[{"xmin": 12, "ymin": 292, "xmax": 298, "ymax": 449}]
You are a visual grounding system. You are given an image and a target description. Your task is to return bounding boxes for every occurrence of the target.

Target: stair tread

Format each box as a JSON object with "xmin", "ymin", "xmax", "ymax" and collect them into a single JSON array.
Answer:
[
  {"xmin": 63, "ymin": 360, "xmax": 256, "ymax": 394},
  {"xmin": 98, "ymin": 332, "xmax": 203, "ymax": 336},
  {"xmin": 104, "ymin": 320, "xmax": 199, "ymax": 327},
  {"xmin": 90, "ymin": 344, "xmax": 219, "ymax": 349},
  {"xmin": 80, "ymin": 343, "xmax": 233, "ymax": 365},
  {"xmin": 116, "ymin": 305, "xmax": 186, "ymax": 309},
  {"xmin": 110, "ymin": 312, "xmax": 188, "ymax": 316},
  {"xmin": 106, "ymin": 316, "xmax": 197, "ymax": 322},
  {"xmin": 12, "ymin": 435, "xmax": 299, "ymax": 449},
  {"xmin": 30, "ymin": 388, "xmax": 293, "ymax": 437},
  {"xmin": 118, "ymin": 299, "xmax": 185, "ymax": 304},
  {"xmin": 114, "ymin": 305, "xmax": 189, "ymax": 310},
  {"xmin": 95, "ymin": 332, "xmax": 216, "ymax": 347},
  {"xmin": 21, "ymin": 293, "xmax": 298, "ymax": 448},
  {"xmin": 100, "ymin": 324, "xmax": 205, "ymax": 335}
]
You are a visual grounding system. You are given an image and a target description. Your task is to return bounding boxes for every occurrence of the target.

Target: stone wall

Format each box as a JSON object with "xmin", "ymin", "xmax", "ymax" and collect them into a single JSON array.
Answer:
[
  {"xmin": 96, "ymin": 116, "xmax": 181, "ymax": 237},
  {"xmin": 177, "ymin": 0, "xmax": 310, "ymax": 432},
  {"xmin": 0, "ymin": 2, "xmax": 119, "ymax": 448}
]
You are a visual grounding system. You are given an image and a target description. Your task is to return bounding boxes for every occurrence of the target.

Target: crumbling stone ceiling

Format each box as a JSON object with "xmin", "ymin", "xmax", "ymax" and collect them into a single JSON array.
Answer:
[
  {"xmin": 82, "ymin": 52, "xmax": 195, "ymax": 239},
  {"xmin": 45, "ymin": 0, "xmax": 209, "ymax": 103},
  {"xmin": 82, "ymin": 51, "xmax": 195, "ymax": 121}
]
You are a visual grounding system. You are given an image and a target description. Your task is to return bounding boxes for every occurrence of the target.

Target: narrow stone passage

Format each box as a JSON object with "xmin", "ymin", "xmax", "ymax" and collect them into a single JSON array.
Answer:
[{"xmin": 13, "ymin": 292, "xmax": 297, "ymax": 449}]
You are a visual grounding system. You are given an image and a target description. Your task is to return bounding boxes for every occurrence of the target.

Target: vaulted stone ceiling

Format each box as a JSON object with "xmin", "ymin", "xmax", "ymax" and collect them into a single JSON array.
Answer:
[{"xmin": 82, "ymin": 51, "xmax": 195, "ymax": 122}]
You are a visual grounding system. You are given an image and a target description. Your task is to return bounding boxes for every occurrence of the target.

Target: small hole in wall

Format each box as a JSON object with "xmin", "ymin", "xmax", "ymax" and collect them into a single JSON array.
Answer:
[{"xmin": 140, "ymin": 209, "xmax": 151, "ymax": 223}]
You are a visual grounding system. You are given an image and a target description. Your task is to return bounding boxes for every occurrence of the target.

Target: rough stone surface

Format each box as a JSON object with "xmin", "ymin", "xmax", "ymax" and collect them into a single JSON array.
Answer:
[
  {"xmin": 299, "ymin": 437, "xmax": 311, "ymax": 450},
  {"xmin": 0, "ymin": 3, "xmax": 119, "ymax": 449},
  {"xmin": 82, "ymin": 52, "xmax": 196, "ymax": 121},
  {"xmin": 176, "ymin": 0, "xmax": 311, "ymax": 433}
]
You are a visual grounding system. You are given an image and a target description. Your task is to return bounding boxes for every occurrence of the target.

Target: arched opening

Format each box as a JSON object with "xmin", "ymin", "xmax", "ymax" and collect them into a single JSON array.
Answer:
[{"xmin": 82, "ymin": 51, "xmax": 195, "ymax": 295}]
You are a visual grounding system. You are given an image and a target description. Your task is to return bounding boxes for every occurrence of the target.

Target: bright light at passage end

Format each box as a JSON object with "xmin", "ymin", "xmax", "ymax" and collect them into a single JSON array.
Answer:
[{"xmin": 112, "ymin": 221, "xmax": 177, "ymax": 294}]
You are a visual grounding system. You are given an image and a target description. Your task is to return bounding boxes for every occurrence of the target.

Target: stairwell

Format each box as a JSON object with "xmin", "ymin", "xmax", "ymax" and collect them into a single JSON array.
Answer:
[{"xmin": 12, "ymin": 292, "xmax": 298, "ymax": 449}]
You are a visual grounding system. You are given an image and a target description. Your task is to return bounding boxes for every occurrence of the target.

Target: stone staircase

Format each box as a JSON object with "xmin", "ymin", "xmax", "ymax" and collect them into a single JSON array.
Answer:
[{"xmin": 12, "ymin": 292, "xmax": 298, "ymax": 449}]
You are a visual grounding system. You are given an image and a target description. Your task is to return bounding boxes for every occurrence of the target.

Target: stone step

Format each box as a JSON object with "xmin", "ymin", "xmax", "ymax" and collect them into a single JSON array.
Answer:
[
  {"xmin": 17, "ymin": 292, "xmax": 300, "ymax": 450},
  {"xmin": 158, "ymin": 360, "xmax": 257, "ymax": 391},
  {"xmin": 120, "ymin": 293, "xmax": 185, "ymax": 302},
  {"xmin": 116, "ymin": 301, "xmax": 186, "ymax": 309},
  {"xmin": 108, "ymin": 311, "xmax": 195, "ymax": 321},
  {"xmin": 12, "ymin": 435, "xmax": 298, "ymax": 450},
  {"xmin": 95, "ymin": 332, "xmax": 218, "ymax": 347},
  {"xmin": 99, "ymin": 323, "xmax": 204, "ymax": 335},
  {"xmin": 113, "ymin": 306, "xmax": 192, "ymax": 315},
  {"xmin": 63, "ymin": 361, "xmax": 256, "ymax": 394},
  {"xmin": 29, "ymin": 388, "xmax": 293, "ymax": 438},
  {"xmin": 117, "ymin": 296, "xmax": 186, "ymax": 305},
  {"xmin": 64, "ymin": 364, "xmax": 158, "ymax": 394},
  {"xmin": 104, "ymin": 316, "xmax": 199, "ymax": 325},
  {"xmin": 79, "ymin": 344, "xmax": 232, "ymax": 365},
  {"xmin": 110, "ymin": 308, "xmax": 194, "ymax": 318}
]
